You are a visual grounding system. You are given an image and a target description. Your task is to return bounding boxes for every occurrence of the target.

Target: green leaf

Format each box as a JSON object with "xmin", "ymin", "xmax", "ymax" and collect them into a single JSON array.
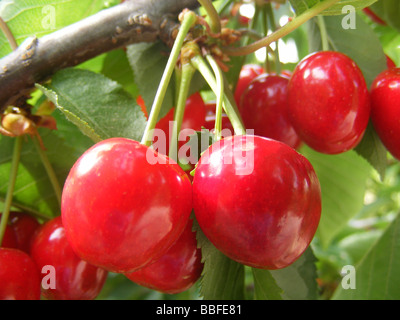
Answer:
[
  {"xmin": 126, "ymin": 42, "xmax": 175, "ymax": 120},
  {"xmin": 193, "ymin": 217, "xmax": 245, "ymax": 300},
  {"xmin": 101, "ymin": 49, "xmax": 139, "ymax": 98},
  {"xmin": 332, "ymin": 213, "xmax": 400, "ymax": 299},
  {"xmin": 289, "ymin": 0, "xmax": 377, "ymax": 16},
  {"xmin": 300, "ymin": 146, "xmax": 371, "ymax": 248},
  {"xmin": 252, "ymin": 268, "xmax": 283, "ymax": 300},
  {"xmin": 270, "ymin": 248, "xmax": 319, "ymax": 300},
  {"xmin": 0, "ymin": 0, "xmax": 111, "ymax": 58},
  {"xmin": 370, "ymin": 0, "xmax": 400, "ymax": 32},
  {"xmin": 0, "ymin": 128, "xmax": 81, "ymax": 218},
  {"xmin": 354, "ymin": 122, "xmax": 388, "ymax": 180},
  {"xmin": 37, "ymin": 68, "xmax": 147, "ymax": 142}
]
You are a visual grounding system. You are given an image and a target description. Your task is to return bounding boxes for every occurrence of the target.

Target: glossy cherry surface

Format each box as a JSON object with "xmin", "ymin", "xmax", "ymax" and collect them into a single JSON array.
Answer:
[
  {"xmin": 125, "ymin": 219, "xmax": 203, "ymax": 294},
  {"xmin": 234, "ymin": 64, "xmax": 264, "ymax": 107},
  {"xmin": 30, "ymin": 216, "xmax": 108, "ymax": 300},
  {"xmin": 288, "ymin": 51, "xmax": 370, "ymax": 154},
  {"xmin": 0, "ymin": 247, "xmax": 41, "ymax": 300},
  {"xmin": 240, "ymin": 73, "xmax": 302, "ymax": 149},
  {"xmin": 193, "ymin": 135, "xmax": 321, "ymax": 269},
  {"xmin": 370, "ymin": 67, "xmax": 400, "ymax": 160},
  {"xmin": 61, "ymin": 137, "xmax": 193, "ymax": 273}
]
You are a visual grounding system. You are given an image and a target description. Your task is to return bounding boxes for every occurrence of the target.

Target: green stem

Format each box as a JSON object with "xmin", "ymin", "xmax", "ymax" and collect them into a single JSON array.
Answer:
[
  {"xmin": 266, "ymin": 2, "xmax": 281, "ymax": 75},
  {"xmin": 190, "ymin": 54, "xmax": 246, "ymax": 135},
  {"xmin": 206, "ymin": 55, "xmax": 224, "ymax": 141},
  {"xmin": 0, "ymin": 136, "xmax": 23, "ymax": 246},
  {"xmin": 33, "ymin": 136, "xmax": 62, "ymax": 208},
  {"xmin": 198, "ymin": 0, "xmax": 221, "ymax": 34},
  {"xmin": 141, "ymin": 10, "xmax": 197, "ymax": 147},
  {"xmin": 169, "ymin": 63, "xmax": 196, "ymax": 162},
  {"xmin": 0, "ymin": 17, "xmax": 18, "ymax": 50},
  {"xmin": 223, "ymin": 0, "xmax": 341, "ymax": 56},
  {"xmin": 317, "ymin": 15, "xmax": 329, "ymax": 51}
]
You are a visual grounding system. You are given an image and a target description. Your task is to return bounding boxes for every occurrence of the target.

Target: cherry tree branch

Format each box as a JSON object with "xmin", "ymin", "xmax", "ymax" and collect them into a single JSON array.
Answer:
[{"xmin": 0, "ymin": 0, "xmax": 202, "ymax": 113}]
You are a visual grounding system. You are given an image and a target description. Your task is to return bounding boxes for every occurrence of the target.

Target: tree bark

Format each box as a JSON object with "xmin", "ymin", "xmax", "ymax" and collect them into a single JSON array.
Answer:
[{"xmin": 0, "ymin": 0, "xmax": 201, "ymax": 113}]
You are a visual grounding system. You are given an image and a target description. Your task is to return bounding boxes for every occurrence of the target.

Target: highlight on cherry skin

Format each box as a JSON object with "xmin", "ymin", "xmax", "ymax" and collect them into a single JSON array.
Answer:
[
  {"xmin": 193, "ymin": 134, "xmax": 322, "ymax": 270},
  {"xmin": 61, "ymin": 137, "xmax": 193, "ymax": 274}
]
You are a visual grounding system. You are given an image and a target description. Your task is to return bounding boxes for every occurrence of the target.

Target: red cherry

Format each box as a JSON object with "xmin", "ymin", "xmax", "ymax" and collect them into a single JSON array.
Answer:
[
  {"xmin": 30, "ymin": 216, "xmax": 108, "ymax": 300},
  {"xmin": 0, "ymin": 218, "xmax": 18, "ymax": 249},
  {"xmin": 287, "ymin": 51, "xmax": 370, "ymax": 154},
  {"xmin": 193, "ymin": 135, "xmax": 321, "ymax": 270},
  {"xmin": 386, "ymin": 55, "xmax": 396, "ymax": 69},
  {"xmin": 0, "ymin": 247, "xmax": 41, "ymax": 300},
  {"xmin": 234, "ymin": 64, "xmax": 265, "ymax": 107},
  {"xmin": 125, "ymin": 219, "xmax": 203, "ymax": 294},
  {"xmin": 61, "ymin": 137, "xmax": 193, "ymax": 273},
  {"xmin": 370, "ymin": 68, "xmax": 400, "ymax": 160},
  {"xmin": 9, "ymin": 211, "xmax": 41, "ymax": 253},
  {"xmin": 239, "ymin": 73, "xmax": 302, "ymax": 149}
]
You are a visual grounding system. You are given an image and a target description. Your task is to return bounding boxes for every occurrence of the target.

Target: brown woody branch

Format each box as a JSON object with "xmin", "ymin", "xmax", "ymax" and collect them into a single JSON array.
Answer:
[{"xmin": 0, "ymin": 0, "xmax": 202, "ymax": 113}]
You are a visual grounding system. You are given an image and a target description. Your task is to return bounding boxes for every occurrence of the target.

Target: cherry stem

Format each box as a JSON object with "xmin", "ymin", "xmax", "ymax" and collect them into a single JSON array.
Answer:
[
  {"xmin": 317, "ymin": 15, "xmax": 330, "ymax": 51},
  {"xmin": 206, "ymin": 55, "xmax": 224, "ymax": 141},
  {"xmin": 265, "ymin": 2, "xmax": 281, "ymax": 75},
  {"xmin": 32, "ymin": 135, "xmax": 62, "ymax": 208},
  {"xmin": 0, "ymin": 17, "xmax": 18, "ymax": 50},
  {"xmin": 141, "ymin": 10, "xmax": 197, "ymax": 147},
  {"xmin": 197, "ymin": 0, "xmax": 221, "ymax": 34},
  {"xmin": 222, "ymin": 0, "xmax": 341, "ymax": 56},
  {"xmin": 169, "ymin": 63, "xmax": 196, "ymax": 162},
  {"xmin": 0, "ymin": 136, "xmax": 23, "ymax": 246},
  {"xmin": 190, "ymin": 53, "xmax": 245, "ymax": 135}
]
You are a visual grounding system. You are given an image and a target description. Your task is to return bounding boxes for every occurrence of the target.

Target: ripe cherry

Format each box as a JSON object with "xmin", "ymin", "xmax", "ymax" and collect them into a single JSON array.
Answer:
[
  {"xmin": 125, "ymin": 219, "xmax": 203, "ymax": 294},
  {"xmin": 30, "ymin": 216, "xmax": 108, "ymax": 300},
  {"xmin": 234, "ymin": 64, "xmax": 264, "ymax": 107},
  {"xmin": 0, "ymin": 247, "xmax": 41, "ymax": 300},
  {"xmin": 193, "ymin": 135, "xmax": 321, "ymax": 270},
  {"xmin": 9, "ymin": 211, "xmax": 41, "ymax": 253},
  {"xmin": 386, "ymin": 55, "xmax": 396, "ymax": 69},
  {"xmin": 0, "ymin": 219, "xmax": 18, "ymax": 249},
  {"xmin": 287, "ymin": 51, "xmax": 370, "ymax": 154},
  {"xmin": 370, "ymin": 67, "xmax": 400, "ymax": 160},
  {"xmin": 239, "ymin": 73, "xmax": 302, "ymax": 149},
  {"xmin": 61, "ymin": 137, "xmax": 193, "ymax": 273}
]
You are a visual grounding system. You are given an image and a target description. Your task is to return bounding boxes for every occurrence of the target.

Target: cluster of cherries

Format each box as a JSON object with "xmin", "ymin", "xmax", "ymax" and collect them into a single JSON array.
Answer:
[{"xmin": 2, "ymin": 48, "xmax": 399, "ymax": 300}]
